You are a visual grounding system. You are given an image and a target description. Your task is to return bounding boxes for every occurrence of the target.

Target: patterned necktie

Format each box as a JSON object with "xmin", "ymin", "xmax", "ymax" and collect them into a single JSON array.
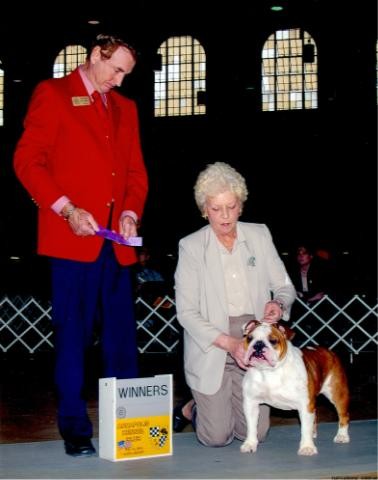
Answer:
[{"xmin": 92, "ymin": 91, "xmax": 108, "ymax": 120}]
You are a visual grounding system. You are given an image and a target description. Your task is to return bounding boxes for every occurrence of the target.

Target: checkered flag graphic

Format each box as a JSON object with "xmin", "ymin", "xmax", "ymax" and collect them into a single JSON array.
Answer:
[
  {"xmin": 159, "ymin": 435, "xmax": 167, "ymax": 447},
  {"xmin": 149, "ymin": 426, "xmax": 160, "ymax": 438}
]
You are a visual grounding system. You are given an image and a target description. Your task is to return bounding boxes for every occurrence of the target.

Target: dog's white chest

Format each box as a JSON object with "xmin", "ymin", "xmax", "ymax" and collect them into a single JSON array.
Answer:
[{"xmin": 243, "ymin": 348, "xmax": 308, "ymax": 410}]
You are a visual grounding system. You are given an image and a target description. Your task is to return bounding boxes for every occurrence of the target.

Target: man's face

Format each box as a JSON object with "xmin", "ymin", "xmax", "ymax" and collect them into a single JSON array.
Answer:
[{"xmin": 90, "ymin": 46, "xmax": 136, "ymax": 93}]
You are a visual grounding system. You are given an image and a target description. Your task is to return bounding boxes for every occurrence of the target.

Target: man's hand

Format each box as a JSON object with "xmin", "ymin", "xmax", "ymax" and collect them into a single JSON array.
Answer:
[
  {"xmin": 119, "ymin": 214, "xmax": 137, "ymax": 239},
  {"xmin": 67, "ymin": 208, "xmax": 98, "ymax": 236}
]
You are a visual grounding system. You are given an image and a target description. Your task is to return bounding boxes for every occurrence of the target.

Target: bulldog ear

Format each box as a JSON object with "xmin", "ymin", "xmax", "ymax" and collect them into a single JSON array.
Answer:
[
  {"xmin": 242, "ymin": 320, "xmax": 257, "ymax": 336},
  {"xmin": 278, "ymin": 322, "xmax": 295, "ymax": 340}
]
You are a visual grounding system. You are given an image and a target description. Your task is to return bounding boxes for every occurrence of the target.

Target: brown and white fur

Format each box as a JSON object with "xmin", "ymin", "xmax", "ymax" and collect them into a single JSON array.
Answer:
[{"xmin": 240, "ymin": 321, "xmax": 350, "ymax": 456}]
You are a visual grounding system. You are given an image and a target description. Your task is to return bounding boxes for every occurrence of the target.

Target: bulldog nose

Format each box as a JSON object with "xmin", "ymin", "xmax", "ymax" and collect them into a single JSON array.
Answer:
[{"xmin": 254, "ymin": 340, "xmax": 265, "ymax": 352}]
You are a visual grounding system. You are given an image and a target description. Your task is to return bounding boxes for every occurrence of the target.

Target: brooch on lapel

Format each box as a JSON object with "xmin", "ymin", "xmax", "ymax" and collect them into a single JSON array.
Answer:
[{"xmin": 247, "ymin": 256, "xmax": 256, "ymax": 267}]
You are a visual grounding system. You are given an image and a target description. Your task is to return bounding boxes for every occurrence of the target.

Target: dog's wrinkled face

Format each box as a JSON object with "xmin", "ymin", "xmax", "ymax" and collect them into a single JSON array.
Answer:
[{"xmin": 243, "ymin": 322, "xmax": 290, "ymax": 369}]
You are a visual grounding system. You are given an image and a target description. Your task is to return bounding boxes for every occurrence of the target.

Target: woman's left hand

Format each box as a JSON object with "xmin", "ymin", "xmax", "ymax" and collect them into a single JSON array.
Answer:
[{"xmin": 263, "ymin": 301, "xmax": 283, "ymax": 324}]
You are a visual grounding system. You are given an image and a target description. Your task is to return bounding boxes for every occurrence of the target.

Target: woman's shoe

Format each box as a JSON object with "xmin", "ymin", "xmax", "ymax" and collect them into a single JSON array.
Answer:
[
  {"xmin": 191, "ymin": 404, "xmax": 197, "ymax": 431},
  {"xmin": 173, "ymin": 404, "xmax": 191, "ymax": 432}
]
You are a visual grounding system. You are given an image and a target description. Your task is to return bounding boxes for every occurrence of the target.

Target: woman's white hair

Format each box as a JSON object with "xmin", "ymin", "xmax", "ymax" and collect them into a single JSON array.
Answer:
[{"xmin": 194, "ymin": 162, "xmax": 248, "ymax": 214}]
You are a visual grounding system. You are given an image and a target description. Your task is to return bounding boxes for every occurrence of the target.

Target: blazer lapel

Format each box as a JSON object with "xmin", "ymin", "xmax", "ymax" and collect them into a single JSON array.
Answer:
[{"xmin": 65, "ymin": 70, "xmax": 101, "ymax": 129}]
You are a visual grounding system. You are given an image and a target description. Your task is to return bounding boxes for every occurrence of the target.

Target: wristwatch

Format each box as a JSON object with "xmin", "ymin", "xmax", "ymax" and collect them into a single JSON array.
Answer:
[{"xmin": 62, "ymin": 204, "xmax": 76, "ymax": 220}]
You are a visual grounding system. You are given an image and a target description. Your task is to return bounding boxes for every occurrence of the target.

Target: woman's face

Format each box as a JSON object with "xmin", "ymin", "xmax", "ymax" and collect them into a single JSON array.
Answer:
[
  {"xmin": 204, "ymin": 190, "xmax": 241, "ymax": 237},
  {"xmin": 297, "ymin": 247, "xmax": 313, "ymax": 267}
]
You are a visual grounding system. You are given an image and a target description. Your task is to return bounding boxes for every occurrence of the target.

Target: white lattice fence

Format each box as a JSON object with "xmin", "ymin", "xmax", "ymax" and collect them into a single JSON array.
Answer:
[
  {"xmin": 0, "ymin": 294, "xmax": 180, "ymax": 354},
  {"xmin": 0, "ymin": 296, "xmax": 53, "ymax": 353},
  {"xmin": 134, "ymin": 295, "xmax": 180, "ymax": 353},
  {"xmin": 290, "ymin": 295, "xmax": 378, "ymax": 362},
  {"xmin": 1, "ymin": 295, "xmax": 377, "ymax": 357}
]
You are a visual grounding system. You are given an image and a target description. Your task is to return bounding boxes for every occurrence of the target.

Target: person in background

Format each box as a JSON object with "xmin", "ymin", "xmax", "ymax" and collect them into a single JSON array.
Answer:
[
  {"xmin": 133, "ymin": 246, "xmax": 172, "ymax": 310},
  {"xmin": 174, "ymin": 162, "xmax": 296, "ymax": 446},
  {"xmin": 135, "ymin": 246, "xmax": 164, "ymax": 288},
  {"xmin": 13, "ymin": 34, "xmax": 148, "ymax": 457},
  {"xmin": 290, "ymin": 245, "xmax": 332, "ymax": 304}
]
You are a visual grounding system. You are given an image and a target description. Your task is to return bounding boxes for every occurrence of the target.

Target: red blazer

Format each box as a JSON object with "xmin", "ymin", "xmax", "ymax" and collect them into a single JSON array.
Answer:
[{"xmin": 14, "ymin": 68, "xmax": 148, "ymax": 266}]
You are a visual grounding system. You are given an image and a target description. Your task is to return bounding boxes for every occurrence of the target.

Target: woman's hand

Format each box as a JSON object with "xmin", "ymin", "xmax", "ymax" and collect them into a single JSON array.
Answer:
[
  {"xmin": 213, "ymin": 333, "xmax": 248, "ymax": 370},
  {"xmin": 263, "ymin": 300, "xmax": 283, "ymax": 323},
  {"xmin": 307, "ymin": 292, "xmax": 324, "ymax": 303}
]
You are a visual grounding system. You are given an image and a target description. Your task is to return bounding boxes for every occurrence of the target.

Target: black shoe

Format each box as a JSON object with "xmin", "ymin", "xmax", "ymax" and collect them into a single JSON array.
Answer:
[
  {"xmin": 64, "ymin": 437, "xmax": 96, "ymax": 457},
  {"xmin": 173, "ymin": 404, "xmax": 191, "ymax": 432},
  {"xmin": 191, "ymin": 404, "xmax": 197, "ymax": 432}
]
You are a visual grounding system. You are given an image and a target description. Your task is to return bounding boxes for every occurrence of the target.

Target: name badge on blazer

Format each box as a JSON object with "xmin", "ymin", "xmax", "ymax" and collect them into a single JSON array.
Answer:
[{"xmin": 71, "ymin": 96, "xmax": 91, "ymax": 106}]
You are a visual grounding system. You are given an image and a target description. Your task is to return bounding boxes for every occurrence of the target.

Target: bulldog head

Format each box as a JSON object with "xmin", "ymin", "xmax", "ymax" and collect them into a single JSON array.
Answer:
[{"xmin": 243, "ymin": 321, "xmax": 295, "ymax": 369}]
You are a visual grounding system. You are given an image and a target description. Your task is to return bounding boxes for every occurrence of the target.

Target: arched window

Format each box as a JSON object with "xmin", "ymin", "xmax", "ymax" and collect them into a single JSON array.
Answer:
[
  {"xmin": 0, "ymin": 61, "xmax": 4, "ymax": 126},
  {"xmin": 262, "ymin": 28, "xmax": 318, "ymax": 111},
  {"xmin": 53, "ymin": 45, "xmax": 87, "ymax": 78},
  {"xmin": 154, "ymin": 36, "xmax": 206, "ymax": 117}
]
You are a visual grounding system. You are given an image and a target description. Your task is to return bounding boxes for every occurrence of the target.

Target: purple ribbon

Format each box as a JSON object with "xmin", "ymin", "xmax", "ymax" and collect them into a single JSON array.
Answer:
[{"xmin": 96, "ymin": 227, "xmax": 142, "ymax": 247}]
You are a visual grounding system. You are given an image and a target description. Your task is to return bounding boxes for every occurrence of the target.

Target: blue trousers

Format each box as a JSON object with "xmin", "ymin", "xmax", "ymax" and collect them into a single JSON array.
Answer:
[{"xmin": 51, "ymin": 241, "xmax": 138, "ymax": 440}]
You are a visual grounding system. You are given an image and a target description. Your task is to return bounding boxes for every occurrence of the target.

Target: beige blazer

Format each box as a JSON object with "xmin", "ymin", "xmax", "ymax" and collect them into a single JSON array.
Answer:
[{"xmin": 174, "ymin": 222, "xmax": 296, "ymax": 395}]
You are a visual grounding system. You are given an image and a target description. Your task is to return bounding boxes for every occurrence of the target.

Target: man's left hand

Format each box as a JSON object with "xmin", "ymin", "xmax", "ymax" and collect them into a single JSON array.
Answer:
[{"xmin": 119, "ymin": 215, "xmax": 137, "ymax": 239}]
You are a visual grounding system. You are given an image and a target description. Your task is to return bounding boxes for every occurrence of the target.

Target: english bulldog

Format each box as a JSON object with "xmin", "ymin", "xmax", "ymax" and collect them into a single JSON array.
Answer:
[{"xmin": 240, "ymin": 321, "xmax": 350, "ymax": 456}]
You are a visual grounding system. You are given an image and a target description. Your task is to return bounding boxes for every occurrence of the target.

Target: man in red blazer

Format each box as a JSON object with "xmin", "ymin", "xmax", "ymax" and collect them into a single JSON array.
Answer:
[{"xmin": 14, "ymin": 34, "xmax": 148, "ymax": 457}]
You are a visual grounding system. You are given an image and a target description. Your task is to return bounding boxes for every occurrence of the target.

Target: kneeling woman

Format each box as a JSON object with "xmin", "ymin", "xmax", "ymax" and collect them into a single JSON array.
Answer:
[{"xmin": 174, "ymin": 162, "xmax": 296, "ymax": 446}]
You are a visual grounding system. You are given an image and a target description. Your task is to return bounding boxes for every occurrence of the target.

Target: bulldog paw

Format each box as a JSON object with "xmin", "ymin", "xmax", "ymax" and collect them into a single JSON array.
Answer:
[
  {"xmin": 298, "ymin": 445, "xmax": 318, "ymax": 456},
  {"xmin": 333, "ymin": 432, "xmax": 350, "ymax": 443},
  {"xmin": 240, "ymin": 440, "xmax": 258, "ymax": 453}
]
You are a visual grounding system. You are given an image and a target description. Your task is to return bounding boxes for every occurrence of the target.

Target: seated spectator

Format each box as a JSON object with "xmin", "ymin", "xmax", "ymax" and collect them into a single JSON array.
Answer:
[
  {"xmin": 133, "ymin": 247, "xmax": 172, "ymax": 308},
  {"xmin": 290, "ymin": 244, "xmax": 333, "ymax": 304},
  {"xmin": 135, "ymin": 247, "xmax": 164, "ymax": 287}
]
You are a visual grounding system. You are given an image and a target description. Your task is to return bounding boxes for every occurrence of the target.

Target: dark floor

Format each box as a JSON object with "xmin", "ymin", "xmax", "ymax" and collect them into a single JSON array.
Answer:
[{"xmin": 0, "ymin": 351, "xmax": 377, "ymax": 444}]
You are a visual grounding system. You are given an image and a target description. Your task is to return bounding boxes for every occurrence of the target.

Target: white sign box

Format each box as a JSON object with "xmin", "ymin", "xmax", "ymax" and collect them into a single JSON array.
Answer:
[{"xmin": 99, "ymin": 375, "xmax": 173, "ymax": 461}]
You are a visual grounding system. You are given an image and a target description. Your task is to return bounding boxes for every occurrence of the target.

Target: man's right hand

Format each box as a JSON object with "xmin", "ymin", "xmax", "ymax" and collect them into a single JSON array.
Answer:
[{"xmin": 61, "ymin": 203, "xmax": 98, "ymax": 236}]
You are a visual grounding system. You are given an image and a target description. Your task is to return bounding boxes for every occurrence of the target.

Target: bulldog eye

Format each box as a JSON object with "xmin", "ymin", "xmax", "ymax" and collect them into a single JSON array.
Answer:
[{"xmin": 270, "ymin": 339, "xmax": 278, "ymax": 345}]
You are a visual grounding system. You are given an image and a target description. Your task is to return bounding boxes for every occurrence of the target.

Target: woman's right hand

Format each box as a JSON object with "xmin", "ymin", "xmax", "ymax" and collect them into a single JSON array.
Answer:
[{"xmin": 213, "ymin": 333, "xmax": 248, "ymax": 370}]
